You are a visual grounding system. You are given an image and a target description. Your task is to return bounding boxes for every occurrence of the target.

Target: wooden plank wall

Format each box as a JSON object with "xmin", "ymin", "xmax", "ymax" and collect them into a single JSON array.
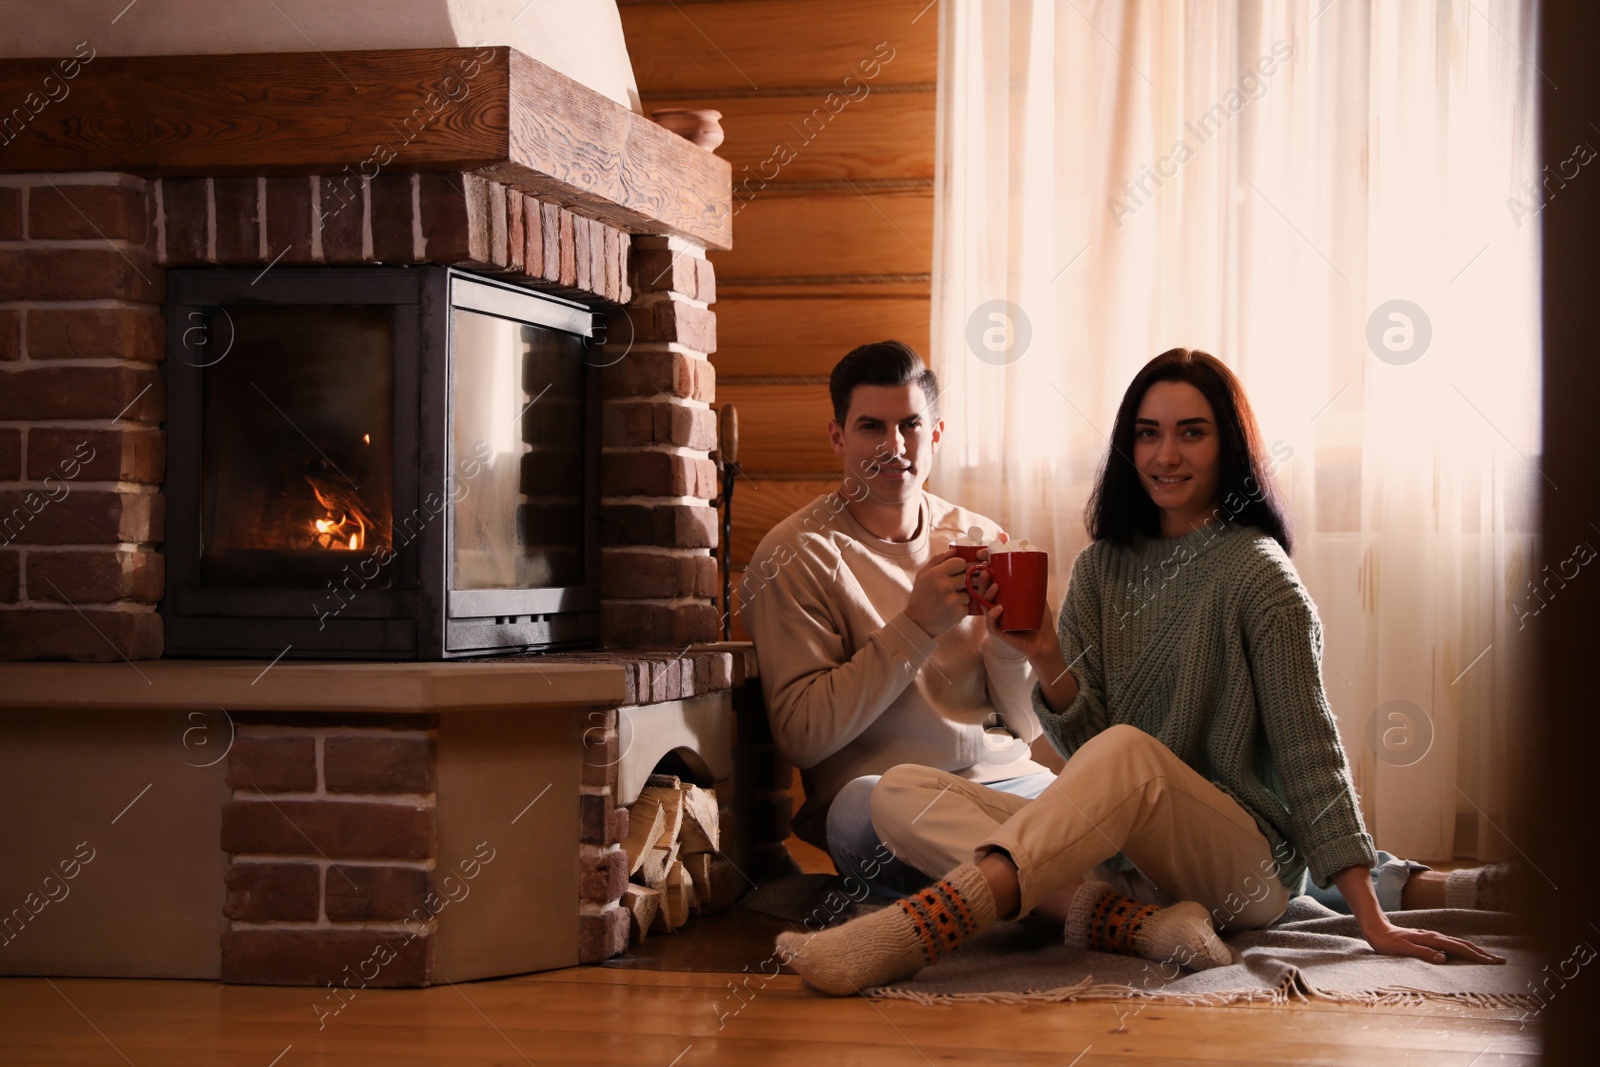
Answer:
[{"xmin": 618, "ymin": 0, "xmax": 937, "ymax": 638}]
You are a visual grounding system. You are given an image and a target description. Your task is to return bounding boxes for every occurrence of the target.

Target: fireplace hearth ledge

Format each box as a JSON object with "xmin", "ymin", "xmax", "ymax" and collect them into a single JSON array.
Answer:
[{"xmin": 0, "ymin": 659, "xmax": 628, "ymax": 713}]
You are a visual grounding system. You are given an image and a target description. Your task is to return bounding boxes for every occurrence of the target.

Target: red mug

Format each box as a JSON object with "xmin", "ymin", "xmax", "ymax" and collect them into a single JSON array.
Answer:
[
  {"xmin": 965, "ymin": 551, "xmax": 1048, "ymax": 631},
  {"xmin": 950, "ymin": 543, "xmax": 986, "ymax": 615}
]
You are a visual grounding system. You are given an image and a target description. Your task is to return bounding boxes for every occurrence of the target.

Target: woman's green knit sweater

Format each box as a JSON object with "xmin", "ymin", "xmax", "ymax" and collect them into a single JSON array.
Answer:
[{"xmin": 1034, "ymin": 519, "xmax": 1379, "ymax": 893}]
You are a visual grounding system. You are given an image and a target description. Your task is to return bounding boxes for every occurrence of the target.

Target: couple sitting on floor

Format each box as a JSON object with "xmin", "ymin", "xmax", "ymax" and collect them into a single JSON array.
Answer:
[{"xmin": 742, "ymin": 341, "xmax": 1510, "ymax": 996}]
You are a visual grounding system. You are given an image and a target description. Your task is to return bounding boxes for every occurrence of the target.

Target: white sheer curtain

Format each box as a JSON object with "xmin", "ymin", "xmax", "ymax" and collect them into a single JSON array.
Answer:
[{"xmin": 930, "ymin": 0, "xmax": 1540, "ymax": 862}]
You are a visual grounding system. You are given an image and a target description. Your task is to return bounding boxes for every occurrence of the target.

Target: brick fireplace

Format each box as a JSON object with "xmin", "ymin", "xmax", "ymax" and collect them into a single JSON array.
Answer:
[
  {"xmin": 0, "ymin": 42, "xmax": 796, "ymax": 986},
  {"xmin": 1, "ymin": 166, "xmax": 724, "ymax": 657}
]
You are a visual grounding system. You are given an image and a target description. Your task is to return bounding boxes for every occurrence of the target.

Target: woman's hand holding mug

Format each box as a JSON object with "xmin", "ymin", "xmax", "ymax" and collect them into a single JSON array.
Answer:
[{"xmin": 965, "ymin": 539, "xmax": 1058, "ymax": 659}]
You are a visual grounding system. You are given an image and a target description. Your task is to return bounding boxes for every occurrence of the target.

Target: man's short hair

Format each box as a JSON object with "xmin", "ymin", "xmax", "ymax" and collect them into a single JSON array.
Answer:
[{"xmin": 828, "ymin": 340, "xmax": 940, "ymax": 425}]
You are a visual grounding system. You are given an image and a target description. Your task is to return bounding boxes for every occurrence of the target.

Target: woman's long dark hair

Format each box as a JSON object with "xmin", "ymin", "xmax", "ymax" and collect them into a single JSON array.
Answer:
[{"xmin": 1085, "ymin": 348, "xmax": 1293, "ymax": 553}]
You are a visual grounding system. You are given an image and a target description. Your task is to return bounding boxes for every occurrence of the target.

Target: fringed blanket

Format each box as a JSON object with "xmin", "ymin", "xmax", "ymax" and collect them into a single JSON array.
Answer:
[{"xmin": 866, "ymin": 897, "xmax": 1539, "ymax": 1012}]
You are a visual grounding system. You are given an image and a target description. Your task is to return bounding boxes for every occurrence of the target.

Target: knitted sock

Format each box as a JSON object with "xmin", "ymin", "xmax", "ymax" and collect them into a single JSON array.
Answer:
[
  {"xmin": 776, "ymin": 863, "xmax": 997, "ymax": 996},
  {"xmin": 1063, "ymin": 881, "xmax": 1235, "ymax": 971},
  {"xmin": 1444, "ymin": 863, "xmax": 1516, "ymax": 910}
]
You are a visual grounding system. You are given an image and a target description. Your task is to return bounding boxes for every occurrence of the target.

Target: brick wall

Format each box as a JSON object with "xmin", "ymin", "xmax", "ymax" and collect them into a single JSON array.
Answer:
[
  {"xmin": 220, "ymin": 724, "xmax": 438, "ymax": 986},
  {"xmin": 152, "ymin": 173, "xmax": 633, "ymax": 305},
  {"xmin": 0, "ymin": 175, "xmax": 167, "ymax": 660},
  {"xmin": 600, "ymin": 236, "xmax": 723, "ymax": 648},
  {"xmin": 577, "ymin": 706, "xmax": 631, "ymax": 963}
]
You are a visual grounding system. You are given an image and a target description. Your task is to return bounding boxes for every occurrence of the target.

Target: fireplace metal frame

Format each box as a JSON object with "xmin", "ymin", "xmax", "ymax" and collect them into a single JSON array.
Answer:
[{"xmin": 162, "ymin": 266, "xmax": 602, "ymax": 659}]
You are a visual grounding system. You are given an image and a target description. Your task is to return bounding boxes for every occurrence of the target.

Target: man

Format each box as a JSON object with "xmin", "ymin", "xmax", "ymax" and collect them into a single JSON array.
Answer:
[{"xmin": 740, "ymin": 341, "xmax": 1057, "ymax": 892}]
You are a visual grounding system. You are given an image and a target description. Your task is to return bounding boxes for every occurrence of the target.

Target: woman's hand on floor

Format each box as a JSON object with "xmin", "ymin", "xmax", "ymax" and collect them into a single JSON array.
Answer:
[
  {"xmin": 1332, "ymin": 865, "xmax": 1504, "ymax": 965},
  {"xmin": 1359, "ymin": 918, "xmax": 1505, "ymax": 965}
]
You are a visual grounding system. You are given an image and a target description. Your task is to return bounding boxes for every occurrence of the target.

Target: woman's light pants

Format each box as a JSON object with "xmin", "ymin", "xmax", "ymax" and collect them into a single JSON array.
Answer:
[{"xmin": 870, "ymin": 724, "xmax": 1292, "ymax": 929}]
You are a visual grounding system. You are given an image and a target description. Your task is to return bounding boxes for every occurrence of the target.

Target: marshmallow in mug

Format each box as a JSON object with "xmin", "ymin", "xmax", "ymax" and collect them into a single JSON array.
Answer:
[
  {"xmin": 949, "ymin": 526, "xmax": 1042, "ymax": 554},
  {"xmin": 950, "ymin": 525, "xmax": 987, "ymax": 548},
  {"xmin": 987, "ymin": 538, "xmax": 1041, "ymax": 554}
]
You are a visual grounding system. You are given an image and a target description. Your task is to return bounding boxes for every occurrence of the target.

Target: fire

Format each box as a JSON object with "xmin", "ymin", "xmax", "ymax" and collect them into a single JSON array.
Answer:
[{"xmin": 307, "ymin": 478, "xmax": 374, "ymax": 552}]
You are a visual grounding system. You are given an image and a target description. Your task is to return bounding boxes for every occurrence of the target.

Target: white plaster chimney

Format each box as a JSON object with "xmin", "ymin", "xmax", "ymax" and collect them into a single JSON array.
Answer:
[{"xmin": 0, "ymin": 0, "xmax": 643, "ymax": 112}]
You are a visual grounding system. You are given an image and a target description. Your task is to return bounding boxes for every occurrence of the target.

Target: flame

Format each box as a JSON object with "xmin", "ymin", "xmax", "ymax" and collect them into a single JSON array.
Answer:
[{"xmin": 307, "ymin": 479, "xmax": 373, "ymax": 552}]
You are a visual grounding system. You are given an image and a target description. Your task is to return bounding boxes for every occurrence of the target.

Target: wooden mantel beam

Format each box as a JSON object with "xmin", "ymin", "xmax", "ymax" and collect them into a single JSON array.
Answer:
[{"xmin": 0, "ymin": 47, "xmax": 732, "ymax": 249}]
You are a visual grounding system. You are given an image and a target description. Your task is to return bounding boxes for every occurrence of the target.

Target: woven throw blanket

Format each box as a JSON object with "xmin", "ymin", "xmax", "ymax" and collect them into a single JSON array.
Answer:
[{"xmin": 866, "ymin": 897, "xmax": 1540, "ymax": 1010}]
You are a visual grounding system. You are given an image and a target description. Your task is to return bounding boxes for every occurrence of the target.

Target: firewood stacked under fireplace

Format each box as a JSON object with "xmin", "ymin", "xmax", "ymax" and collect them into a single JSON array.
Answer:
[{"xmin": 619, "ymin": 773, "xmax": 742, "ymax": 943}]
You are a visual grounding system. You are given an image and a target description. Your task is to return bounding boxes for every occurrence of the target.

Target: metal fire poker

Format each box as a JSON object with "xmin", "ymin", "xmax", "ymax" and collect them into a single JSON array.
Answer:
[{"xmin": 716, "ymin": 405, "xmax": 739, "ymax": 641}]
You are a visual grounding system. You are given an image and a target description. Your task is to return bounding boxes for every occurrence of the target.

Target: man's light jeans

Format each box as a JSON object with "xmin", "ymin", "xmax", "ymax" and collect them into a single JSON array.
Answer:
[{"xmin": 826, "ymin": 767, "xmax": 1058, "ymax": 898}]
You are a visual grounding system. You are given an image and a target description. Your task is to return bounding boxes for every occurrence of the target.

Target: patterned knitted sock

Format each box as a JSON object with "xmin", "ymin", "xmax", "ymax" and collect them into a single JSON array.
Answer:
[
  {"xmin": 1063, "ymin": 881, "xmax": 1235, "ymax": 971},
  {"xmin": 776, "ymin": 863, "xmax": 997, "ymax": 996},
  {"xmin": 1445, "ymin": 863, "xmax": 1516, "ymax": 910}
]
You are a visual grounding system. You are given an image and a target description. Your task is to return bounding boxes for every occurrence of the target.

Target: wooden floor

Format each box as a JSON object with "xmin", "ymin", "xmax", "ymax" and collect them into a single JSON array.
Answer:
[
  {"xmin": 0, "ymin": 969, "xmax": 1540, "ymax": 1066},
  {"xmin": 0, "ymin": 837, "xmax": 1539, "ymax": 1066}
]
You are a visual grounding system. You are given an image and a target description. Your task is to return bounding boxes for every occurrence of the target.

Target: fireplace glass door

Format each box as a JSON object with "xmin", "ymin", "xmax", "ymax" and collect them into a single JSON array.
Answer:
[
  {"xmin": 441, "ymin": 277, "xmax": 599, "ymax": 639},
  {"xmin": 200, "ymin": 305, "xmax": 397, "ymax": 588},
  {"xmin": 450, "ymin": 308, "xmax": 586, "ymax": 593}
]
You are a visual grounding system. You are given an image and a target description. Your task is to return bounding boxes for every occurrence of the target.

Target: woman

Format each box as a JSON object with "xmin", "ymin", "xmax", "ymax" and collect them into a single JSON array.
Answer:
[{"xmin": 778, "ymin": 348, "xmax": 1503, "ymax": 995}]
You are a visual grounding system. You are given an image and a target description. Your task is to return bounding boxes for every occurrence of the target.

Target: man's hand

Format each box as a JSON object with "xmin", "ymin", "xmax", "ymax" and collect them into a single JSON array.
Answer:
[
  {"xmin": 905, "ymin": 548, "xmax": 973, "ymax": 638},
  {"xmin": 963, "ymin": 534, "xmax": 1007, "ymax": 615}
]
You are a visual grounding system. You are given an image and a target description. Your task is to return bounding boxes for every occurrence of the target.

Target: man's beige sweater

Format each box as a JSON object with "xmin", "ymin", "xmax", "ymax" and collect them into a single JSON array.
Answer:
[{"xmin": 742, "ymin": 488, "xmax": 1045, "ymax": 848}]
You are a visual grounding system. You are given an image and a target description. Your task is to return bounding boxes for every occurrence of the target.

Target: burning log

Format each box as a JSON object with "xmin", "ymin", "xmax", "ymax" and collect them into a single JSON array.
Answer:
[{"xmin": 305, "ymin": 474, "xmax": 382, "ymax": 551}]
